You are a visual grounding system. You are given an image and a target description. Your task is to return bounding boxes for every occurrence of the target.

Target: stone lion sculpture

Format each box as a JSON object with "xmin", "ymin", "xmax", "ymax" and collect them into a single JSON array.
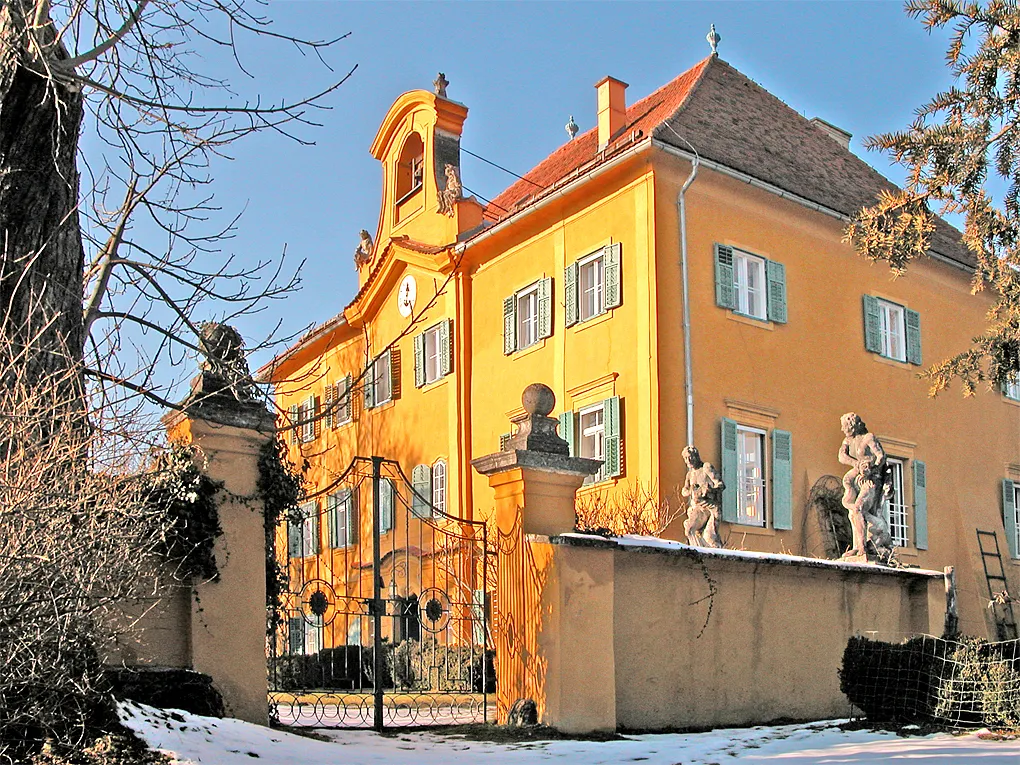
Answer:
[
  {"xmin": 682, "ymin": 445, "xmax": 725, "ymax": 548},
  {"xmin": 837, "ymin": 412, "xmax": 894, "ymax": 560}
]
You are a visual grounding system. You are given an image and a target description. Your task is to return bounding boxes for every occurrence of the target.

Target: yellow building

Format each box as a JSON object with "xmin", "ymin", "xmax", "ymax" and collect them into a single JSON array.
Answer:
[{"xmin": 263, "ymin": 53, "xmax": 1020, "ymax": 647}]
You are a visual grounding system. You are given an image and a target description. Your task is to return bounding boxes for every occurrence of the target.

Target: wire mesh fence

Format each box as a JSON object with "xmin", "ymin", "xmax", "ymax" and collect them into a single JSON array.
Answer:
[{"xmin": 841, "ymin": 634, "xmax": 1020, "ymax": 728}]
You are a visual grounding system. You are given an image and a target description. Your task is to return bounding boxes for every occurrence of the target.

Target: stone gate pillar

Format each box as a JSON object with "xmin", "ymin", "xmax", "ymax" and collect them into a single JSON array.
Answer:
[
  {"xmin": 163, "ymin": 339, "xmax": 275, "ymax": 725},
  {"xmin": 471, "ymin": 383, "xmax": 606, "ymax": 731}
]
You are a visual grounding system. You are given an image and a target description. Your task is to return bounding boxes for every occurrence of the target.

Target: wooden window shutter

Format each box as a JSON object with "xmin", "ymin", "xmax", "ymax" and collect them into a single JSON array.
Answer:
[
  {"xmin": 604, "ymin": 243, "xmax": 622, "ymax": 310},
  {"xmin": 324, "ymin": 384, "xmax": 335, "ymax": 429},
  {"xmin": 913, "ymin": 460, "xmax": 928, "ymax": 550},
  {"xmin": 771, "ymin": 429, "xmax": 793, "ymax": 530},
  {"xmin": 348, "ymin": 488, "xmax": 360, "ymax": 546},
  {"xmin": 289, "ymin": 404, "xmax": 299, "ymax": 444},
  {"xmin": 313, "ymin": 395, "xmax": 321, "ymax": 438},
  {"xmin": 499, "ymin": 432, "xmax": 511, "ymax": 451},
  {"xmin": 414, "ymin": 332, "xmax": 426, "ymax": 388},
  {"xmin": 412, "ymin": 464, "xmax": 432, "ymax": 518},
  {"xmin": 339, "ymin": 375, "xmax": 353, "ymax": 423},
  {"xmin": 905, "ymin": 309, "xmax": 922, "ymax": 366},
  {"xmin": 564, "ymin": 262, "xmax": 579, "ymax": 327},
  {"xmin": 714, "ymin": 244, "xmax": 736, "ymax": 310},
  {"xmin": 720, "ymin": 418, "xmax": 739, "ymax": 523},
  {"xmin": 326, "ymin": 493, "xmax": 339, "ymax": 548},
  {"xmin": 603, "ymin": 395, "xmax": 623, "ymax": 478},
  {"xmin": 765, "ymin": 260, "xmax": 788, "ymax": 324},
  {"xmin": 537, "ymin": 277, "xmax": 553, "ymax": 339},
  {"xmin": 503, "ymin": 295, "xmax": 517, "ymax": 355},
  {"xmin": 862, "ymin": 295, "xmax": 882, "ymax": 353},
  {"xmin": 1003, "ymin": 479, "xmax": 1018, "ymax": 559},
  {"xmin": 389, "ymin": 348, "xmax": 401, "ymax": 400},
  {"xmin": 440, "ymin": 318, "xmax": 453, "ymax": 377},
  {"xmin": 558, "ymin": 411, "xmax": 575, "ymax": 456}
]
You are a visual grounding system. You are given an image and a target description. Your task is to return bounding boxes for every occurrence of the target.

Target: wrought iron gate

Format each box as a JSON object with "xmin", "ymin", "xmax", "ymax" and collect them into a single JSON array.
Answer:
[{"xmin": 268, "ymin": 456, "xmax": 492, "ymax": 729}]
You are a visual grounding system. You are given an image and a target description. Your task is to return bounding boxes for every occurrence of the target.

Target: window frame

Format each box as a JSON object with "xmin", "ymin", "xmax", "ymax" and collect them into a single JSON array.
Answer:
[
  {"xmin": 378, "ymin": 478, "xmax": 395, "ymax": 534},
  {"xmin": 431, "ymin": 459, "xmax": 447, "ymax": 517},
  {"xmin": 877, "ymin": 298, "xmax": 907, "ymax": 362},
  {"xmin": 327, "ymin": 489, "xmax": 355, "ymax": 549},
  {"xmin": 578, "ymin": 250, "xmax": 606, "ymax": 322},
  {"xmin": 883, "ymin": 458, "xmax": 910, "ymax": 548},
  {"xmin": 1013, "ymin": 483, "xmax": 1020, "ymax": 560},
  {"xmin": 516, "ymin": 283, "xmax": 540, "ymax": 351},
  {"xmin": 733, "ymin": 249, "xmax": 767, "ymax": 320},
  {"xmin": 370, "ymin": 351, "xmax": 392, "ymax": 407},
  {"xmin": 578, "ymin": 402, "xmax": 607, "ymax": 484},
  {"xmin": 735, "ymin": 425, "xmax": 767, "ymax": 528},
  {"xmin": 1004, "ymin": 375, "xmax": 1020, "ymax": 401},
  {"xmin": 423, "ymin": 325, "xmax": 442, "ymax": 385},
  {"xmin": 299, "ymin": 500, "xmax": 319, "ymax": 556}
]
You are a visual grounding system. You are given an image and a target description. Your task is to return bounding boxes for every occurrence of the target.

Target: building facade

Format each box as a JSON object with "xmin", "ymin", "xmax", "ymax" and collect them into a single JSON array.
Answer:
[{"xmin": 264, "ymin": 54, "xmax": 1020, "ymax": 643}]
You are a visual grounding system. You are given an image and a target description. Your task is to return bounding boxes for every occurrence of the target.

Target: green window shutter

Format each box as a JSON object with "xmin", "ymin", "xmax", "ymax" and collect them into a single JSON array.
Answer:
[
  {"xmin": 414, "ymin": 332, "xmax": 426, "ymax": 388},
  {"xmin": 913, "ymin": 460, "xmax": 928, "ymax": 550},
  {"xmin": 564, "ymin": 262, "xmax": 579, "ymax": 327},
  {"xmin": 1003, "ymin": 479, "xmax": 1018, "ymax": 559},
  {"xmin": 863, "ymin": 295, "xmax": 882, "ymax": 353},
  {"xmin": 412, "ymin": 464, "xmax": 432, "ymax": 518},
  {"xmin": 503, "ymin": 295, "xmax": 517, "ymax": 355},
  {"xmin": 440, "ymin": 318, "xmax": 453, "ymax": 377},
  {"xmin": 771, "ymin": 429, "xmax": 793, "ymax": 530},
  {"xmin": 714, "ymin": 244, "xmax": 736, "ymax": 310},
  {"xmin": 538, "ymin": 277, "xmax": 553, "ymax": 339},
  {"xmin": 604, "ymin": 243, "xmax": 622, "ymax": 310},
  {"xmin": 765, "ymin": 259, "xmax": 788, "ymax": 324},
  {"xmin": 289, "ymin": 404, "xmax": 299, "ymax": 444},
  {"xmin": 603, "ymin": 395, "xmax": 622, "ymax": 478},
  {"xmin": 558, "ymin": 411, "xmax": 575, "ymax": 456},
  {"xmin": 324, "ymin": 384, "xmax": 334, "ymax": 430},
  {"xmin": 348, "ymin": 488, "xmax": 360, "ymax": 546},
  {"xmin": 905, "ymin": 309, "xmax": 922, "ymax": 366},
  {"xmin": 499, "ymin": 432, "xmax": 511, "ymax": 451},
  {"xmin": 720, "ymin": 417, "xmax": 739, "ymax": 523},
  {"xmin": 326, "ymin": 493, "xmax": 338, "ymax": 548}
]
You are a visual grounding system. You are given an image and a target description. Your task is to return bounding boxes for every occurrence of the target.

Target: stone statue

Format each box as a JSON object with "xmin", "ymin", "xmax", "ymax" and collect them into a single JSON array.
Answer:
[
  {"xmin": 433, "ymin": 72, "xmax": 449, "ymax": 98},
  {"xmin": 837, "ymin": 412, "xmax": 894, "ymax": 560},
  {"xmin": 682, "ymin": 445, "xmax": 725, "ymax": 548},
  {"xmin": 197, "ymin": 321, "xmax": 256, "ymax": 400},
  {"xmin": 354, "ymin": 229, "xmax": 374, "ymax": 269},
  {"xmin": 437, "ymin": 164, "xmax": 462, "ymax": 217}
]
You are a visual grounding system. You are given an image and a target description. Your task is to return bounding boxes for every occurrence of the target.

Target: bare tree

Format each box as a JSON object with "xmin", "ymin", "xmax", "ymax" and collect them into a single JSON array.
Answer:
[{"xmin": 575, "ymin": 481, "xmax": 683, "ymax": 537}]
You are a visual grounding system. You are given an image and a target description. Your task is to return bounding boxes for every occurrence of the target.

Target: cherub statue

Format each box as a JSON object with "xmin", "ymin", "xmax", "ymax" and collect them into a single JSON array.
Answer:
[
  {"xmin": 682, "ymin": 445, "xmax": 725, "ymax": 548},
  {"xmin": 437, "ymin": 164, "xmax": 462, "ymax": 217},
  {"xmin": 837, "ymin": 412, "xmax": 894, "ymax": 559},
  {"xmin": 354, "ymin": 229, "xmax": 374, "ymax": 269}
]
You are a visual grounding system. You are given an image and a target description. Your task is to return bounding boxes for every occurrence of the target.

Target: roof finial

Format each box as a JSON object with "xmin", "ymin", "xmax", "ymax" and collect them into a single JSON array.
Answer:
[
  {"xmin": 433, "ymin": 72, "xmax": 449, "ymax": 98},
  {"xmin": 565, "ymin": 115, "xmax": 579, "ymax": 141},
  {"xmin": 707, "ymin": 24, "xmax": 721, "ymax": 55}
]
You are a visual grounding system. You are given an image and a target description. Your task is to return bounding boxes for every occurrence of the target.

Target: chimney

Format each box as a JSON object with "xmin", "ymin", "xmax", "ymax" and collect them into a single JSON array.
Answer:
[
  {"xmin": 596, "ymin": 76, "xmax": 629, "ymax": 151},
  {"xmin": 810, "ymin": 117, "xmax": 852, "ymax": 150}
]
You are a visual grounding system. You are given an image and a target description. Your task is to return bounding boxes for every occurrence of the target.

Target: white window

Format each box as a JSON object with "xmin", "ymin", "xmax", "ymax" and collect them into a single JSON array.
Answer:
[
  {"xmin": 300, "ymin": 501, "xmax": 319, "ymax": 555},
  {"xmin": 516, "ymin": 285, "xmax": 540, "ymax": 350},
  {"xmin": 327, "ymin": 489, "xmax": 354, "ymax": 548},
  {"xmin": 883, "ymin": 459, "xmax": 909, "ymax": 548},
  {"xmin": 1005, "ymin": 375, "xmax": 1020, "ymax": 401},
  {"xmin": 432, "ymin": 459, "xmax": 447, "ymax": 516},
  {"xmin": 736, "ymin": 426, "xmax": 766, "ymax": 527},
  {"xmin": 578, "ymin": 252, "xmax": 605, "ymax": 322},
  {"xmin": 305, "ymin": 614, "xmax": 323, "ymax": 656},
  {"xmin": 299, "ymin": 395, "xmax": 316, "ymax": 443},
  {"xmin": 877, "ymin": 299, "xmax": 906, "ymax": 362},
  {"xmin": 579, "ymin": 403, "xmax": 606, "ymax": 483},
  {"xmin": 423, "ymin": 325, "xmax": 442, "ymax": 385},
  {"xmin": 733, "ymin": 250, "xmax": 767, "ymax": 320},
  {"xmin": 371, "ymin": 351, "xmax": 392, "ymax": 406},
  {"xmin": 379, "ymin": 478, "xmax": 394, "ymax": 534},
  {"xmin": 1014, "ymin": 484, "xmax": 1020, "ymax": 559}
]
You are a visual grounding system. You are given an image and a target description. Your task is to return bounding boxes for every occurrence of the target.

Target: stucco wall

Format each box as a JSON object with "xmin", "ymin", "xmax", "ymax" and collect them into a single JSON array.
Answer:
[{"xmin": 534, "ymin": 535, "xmax": 940, "ymax": 732}]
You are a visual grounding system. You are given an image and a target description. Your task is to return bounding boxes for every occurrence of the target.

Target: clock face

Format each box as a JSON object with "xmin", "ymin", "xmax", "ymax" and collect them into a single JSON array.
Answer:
[{"xmin": 398, "ymin": 274, "xmax": 417, "ymax": 318}]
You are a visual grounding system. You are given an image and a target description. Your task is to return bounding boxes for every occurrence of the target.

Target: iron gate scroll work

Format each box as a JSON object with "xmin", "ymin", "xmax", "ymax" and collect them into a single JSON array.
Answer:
[{"xmin": 269, "ymin": 456, "xmax": 493, "ymax": 729}]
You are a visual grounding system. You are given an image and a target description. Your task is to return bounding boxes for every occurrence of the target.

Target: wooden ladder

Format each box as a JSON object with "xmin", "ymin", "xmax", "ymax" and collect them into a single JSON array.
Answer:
[{"xmin": 976, "ymin": 529, "xmax": 1019, "ymax": 641}]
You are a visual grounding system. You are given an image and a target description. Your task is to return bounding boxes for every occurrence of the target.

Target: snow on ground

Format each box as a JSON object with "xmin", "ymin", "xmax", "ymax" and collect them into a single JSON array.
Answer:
[{"xmin": 119, "ymin": 701, "xmax": 1020, "ymax": 765}]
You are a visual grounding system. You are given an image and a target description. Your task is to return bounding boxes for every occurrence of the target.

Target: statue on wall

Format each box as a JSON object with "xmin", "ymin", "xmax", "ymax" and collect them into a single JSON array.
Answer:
[
  {"xmin": 837, "ymin": 412, "xmax": 894, "ymax": 561},
  {"xmin": 437, "ymin": 164, "xmax": 462, "ymax": 217},
  {"xmin": 354, "ymin": 229, "xmax": 374, "ymax": 269},
  {"xmin": 681, "ymin": 445, "xmax": 725, "ymax": 548},
  {"xmin": 197, "ymin": 321, "xmax": 256, "ymax": 400}
]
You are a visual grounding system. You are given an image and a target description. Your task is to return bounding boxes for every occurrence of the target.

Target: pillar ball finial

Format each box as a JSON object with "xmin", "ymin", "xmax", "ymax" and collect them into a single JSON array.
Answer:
[{"xmin": 522, "ymin": 383, "xmax": 555, "ymax": 417}]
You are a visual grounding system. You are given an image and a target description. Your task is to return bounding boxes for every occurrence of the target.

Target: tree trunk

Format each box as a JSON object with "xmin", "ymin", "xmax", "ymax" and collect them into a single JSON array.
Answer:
[{"xmin": 0, "ymin": 3, "xmax": 85, "ymax": 384}]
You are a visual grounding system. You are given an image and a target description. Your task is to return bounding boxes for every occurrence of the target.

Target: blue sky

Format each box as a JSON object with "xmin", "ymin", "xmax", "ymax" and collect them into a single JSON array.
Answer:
[{"xmin": 105, "ymin": 1, "xmax": 958, "ymax": 371}]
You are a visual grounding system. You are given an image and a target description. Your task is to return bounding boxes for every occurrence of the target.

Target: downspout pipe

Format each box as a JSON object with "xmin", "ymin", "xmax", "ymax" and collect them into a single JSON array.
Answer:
[{"xmin": 678, "ymin": 157, "xmax": 699, "ymax": 447}]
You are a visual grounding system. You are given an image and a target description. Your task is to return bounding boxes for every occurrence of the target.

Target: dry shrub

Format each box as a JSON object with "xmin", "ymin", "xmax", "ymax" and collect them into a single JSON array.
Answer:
[{"xmin": 574, "ymin": 482, "xmax": 682, "ymax": 537}]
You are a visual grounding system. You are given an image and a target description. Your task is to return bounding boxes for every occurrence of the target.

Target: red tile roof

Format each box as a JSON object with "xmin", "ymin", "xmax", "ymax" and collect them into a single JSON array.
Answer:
[{"xmin": 485, "ymin": 57, "xmax": 713, "ymax": 220}]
